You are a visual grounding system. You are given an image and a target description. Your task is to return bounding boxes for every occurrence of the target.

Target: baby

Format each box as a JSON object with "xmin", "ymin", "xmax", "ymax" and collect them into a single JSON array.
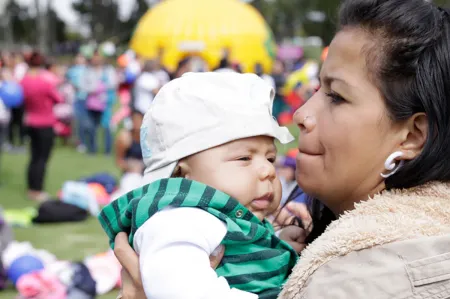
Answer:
[{"xmin": 99, "ymin": 72, "xmax": 299, "ymax": 299}]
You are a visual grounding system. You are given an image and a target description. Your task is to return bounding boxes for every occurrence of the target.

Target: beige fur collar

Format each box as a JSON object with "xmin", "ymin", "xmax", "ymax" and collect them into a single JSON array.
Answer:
[{"xmin": 279, "ymin": 182, "xmax": 450, "ymax": 299}]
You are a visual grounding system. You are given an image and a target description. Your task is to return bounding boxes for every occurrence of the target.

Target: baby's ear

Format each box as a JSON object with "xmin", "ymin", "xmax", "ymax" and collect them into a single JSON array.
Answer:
[{"xmin": 172, "ymin": 161, "xmax": 189, "ymax": 178}]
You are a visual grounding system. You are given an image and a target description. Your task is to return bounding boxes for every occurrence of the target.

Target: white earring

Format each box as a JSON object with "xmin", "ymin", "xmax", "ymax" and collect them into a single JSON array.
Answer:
[{"xmin": 380, "ymin": 151, "xmax": 405, "ymax": 179}]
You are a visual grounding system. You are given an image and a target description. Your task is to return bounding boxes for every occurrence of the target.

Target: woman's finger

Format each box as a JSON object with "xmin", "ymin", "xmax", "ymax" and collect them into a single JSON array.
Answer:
[
  {"xmin": 273, "ymin": 207, "xmax": 295, "ymax": 228},
  {"xmin": 287, "ymin": 202, "xmax": 313, "ymax": 233},
  {"xmin": 120, "ymin": 269, "xmax": 146, "ymax": 299},
  {"xmin": 209, "ymin": 245, "xmax": 225, "ymax": 269},
  {"xmin": 114, "ymin": 232, "xmax": 142, "ymax": 286},
  {"xmin": 286, "ymin": 241, "xmax": 307, "ymax": 254}
]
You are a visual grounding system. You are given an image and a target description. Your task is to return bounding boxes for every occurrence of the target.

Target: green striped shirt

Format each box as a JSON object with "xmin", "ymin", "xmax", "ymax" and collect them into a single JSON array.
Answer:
[{"xmin": 99, "ymin": 178, "xmax": 298, "ymax": 298}]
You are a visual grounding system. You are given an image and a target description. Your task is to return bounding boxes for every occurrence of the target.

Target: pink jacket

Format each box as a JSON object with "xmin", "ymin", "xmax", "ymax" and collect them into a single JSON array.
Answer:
[{"xmin": 21, "ymin": 72, "xmax": 63, "ymax": 128}]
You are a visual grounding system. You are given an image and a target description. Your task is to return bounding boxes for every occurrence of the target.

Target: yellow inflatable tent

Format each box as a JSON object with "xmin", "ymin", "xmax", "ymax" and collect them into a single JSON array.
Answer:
[{"xmin": 129, "ymin": 0, "xmax": 276, "ymax": 73}]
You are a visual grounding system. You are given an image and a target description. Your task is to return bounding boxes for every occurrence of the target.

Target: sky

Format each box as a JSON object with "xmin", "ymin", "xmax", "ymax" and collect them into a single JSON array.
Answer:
[{"xmin": 0, "ymin": 0, "xmax": 143, "ymax": 26}]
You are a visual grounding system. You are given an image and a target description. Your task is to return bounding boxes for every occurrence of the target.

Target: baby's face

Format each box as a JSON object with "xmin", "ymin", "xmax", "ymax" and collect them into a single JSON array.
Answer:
[{"xmin": 182, "ymin": 136, "xmax": 282, "ymax": 221}]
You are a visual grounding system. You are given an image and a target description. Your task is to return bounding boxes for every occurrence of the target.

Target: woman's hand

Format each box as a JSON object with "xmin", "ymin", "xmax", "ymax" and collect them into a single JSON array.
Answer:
[
  {"xmin": 278, "ymin": 226, "xmax": 307, "ymax": 254},
  {"xmin": 272, "ymin": 202, "xmax": 313, "ymax": 234},
  {"xmin": 114, "ymin": 233, "xmax": 225, "ymax": 299},
  {"xmin": 209, "ymin": 245, "xmax": 225, "ymax": 269},
  {"xmin": 114, "ymin": 233, "xmax": 145, "ymax": 299}
]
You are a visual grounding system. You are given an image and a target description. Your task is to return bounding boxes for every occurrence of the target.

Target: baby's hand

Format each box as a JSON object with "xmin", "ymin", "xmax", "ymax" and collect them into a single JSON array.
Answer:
[{"xmin": 278, "ymin": 226, "xmax": 307, "ymax": 254}]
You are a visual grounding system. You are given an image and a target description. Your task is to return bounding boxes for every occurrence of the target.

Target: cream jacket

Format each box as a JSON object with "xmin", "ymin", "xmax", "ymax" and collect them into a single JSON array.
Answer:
[{"xmin": 280, "ymin": 182, "xmax": 450, "ymax": 299}]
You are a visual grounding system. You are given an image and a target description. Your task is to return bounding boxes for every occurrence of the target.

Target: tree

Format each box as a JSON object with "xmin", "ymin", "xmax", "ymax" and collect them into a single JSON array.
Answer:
[
  {"xmin": 2, "ymin": 0, "xmax": 37, "ymax": 45},
  {"xmin": 72, "ymin": 0, "xmax": 150, "ymax": 45},
  {"xmin": 0, "ymin": 0, "xmax": 15, "ymax": 46},
  {"xmin": 302, "ymin": 0, "xmax": 340, "ymax": 45},
  {"xmin": 34, "ymin": 0, "xmax": 49, "ymax": 54},
  {"xmin": 47, "ymin": 4, "xmax": 68, "ymax": 48},
  {"xmin": 252, "ymin": 0, "xmax": 317, "ymax": 41},
  {"xmin": 434, "ymin": 0, "xmax": 450, "ymax": 7}
]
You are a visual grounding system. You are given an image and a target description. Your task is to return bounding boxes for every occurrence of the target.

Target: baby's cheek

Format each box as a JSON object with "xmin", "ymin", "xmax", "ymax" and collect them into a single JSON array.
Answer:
[{"xmin": 273, "ymin": 178, "xmax": 283, "ymax": 207}]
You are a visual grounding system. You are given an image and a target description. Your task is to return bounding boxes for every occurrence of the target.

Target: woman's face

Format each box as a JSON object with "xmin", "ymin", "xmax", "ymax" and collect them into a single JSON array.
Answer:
[{"xmin": 293, "ymin": 29, "xmax": 405, "ymax": 213}]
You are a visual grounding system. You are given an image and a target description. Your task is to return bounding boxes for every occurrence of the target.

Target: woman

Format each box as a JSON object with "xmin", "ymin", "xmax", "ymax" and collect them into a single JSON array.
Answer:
[
  {"xmin": 131, "ymin": 60, "xmax": 161, "ymax": 116},
  {"xmin": 112, "ymin": 0, "xmax": 450, "ymax": 298},
  {"xmin": 82, "ymin": 51, "xmax": 117, "ymax": 155},
  {"xmin": 21, "ymin": 52, "xmax": 63, "ymax": 201}
]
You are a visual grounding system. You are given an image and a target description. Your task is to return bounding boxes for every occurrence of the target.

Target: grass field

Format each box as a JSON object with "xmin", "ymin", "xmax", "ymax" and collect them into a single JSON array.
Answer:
[
  {"xmin": 0, "ymin": 144, "xmax": 120, "ymax": 299},
  {"xmin": 0, "ymin": 124, "xmax": 299, "ymax": 298}
]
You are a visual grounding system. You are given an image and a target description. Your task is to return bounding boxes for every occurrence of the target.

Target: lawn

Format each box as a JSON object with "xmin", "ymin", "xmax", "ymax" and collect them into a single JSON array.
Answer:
[
  {"xmin": 0, "ymin": 124, "xmax": 299, "ymax": 298},
  {"xmin": 0, "ymin": 145, "xmax": 120, "ymax": 299}
]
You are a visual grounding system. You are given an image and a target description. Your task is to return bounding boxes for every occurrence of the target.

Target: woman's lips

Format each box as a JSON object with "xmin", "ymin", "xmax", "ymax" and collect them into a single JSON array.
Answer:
[
  {"xmin": 298, "ymin": 143, "xmax": 323, "ymax": 156},
  {"xmin": 298, "ymin": 149, "xmax": 322, "ymax": 156}
]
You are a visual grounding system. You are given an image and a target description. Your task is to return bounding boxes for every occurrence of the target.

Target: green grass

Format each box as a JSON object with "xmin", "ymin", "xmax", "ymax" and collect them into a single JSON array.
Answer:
[
  {"xmin": 0, "ymin": 124, "xmax": 299, "ymax": 298},
  {"xmin": 0, "ymin": 145, "xmax": 120, "ymax": 299}
]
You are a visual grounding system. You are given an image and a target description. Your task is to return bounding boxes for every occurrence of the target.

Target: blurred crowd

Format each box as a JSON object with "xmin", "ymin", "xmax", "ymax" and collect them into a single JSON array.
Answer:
[{"xmin": 0, "ymin": 48, "xmax": 322, "ymax": 204}]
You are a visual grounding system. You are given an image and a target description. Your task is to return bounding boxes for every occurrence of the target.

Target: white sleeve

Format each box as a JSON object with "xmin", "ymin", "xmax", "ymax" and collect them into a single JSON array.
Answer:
[{"xmin": 134, "ymin": 207, "xmax": 258, "ymax": 299}]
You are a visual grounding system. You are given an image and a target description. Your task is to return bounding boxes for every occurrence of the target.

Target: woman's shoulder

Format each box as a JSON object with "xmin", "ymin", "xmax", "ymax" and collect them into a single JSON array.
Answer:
[
  {"xmin": 280, "ymin": 182, "xmax": 450, "ymax": 299},
  {"xmin": 293, "ymin": 234, "xmax": 450, "ymax": 299}
]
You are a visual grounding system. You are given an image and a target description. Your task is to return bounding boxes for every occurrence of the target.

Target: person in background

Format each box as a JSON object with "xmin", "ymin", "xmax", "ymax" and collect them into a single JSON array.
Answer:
[
  {"xmin": 271, "ymin": 59, "xmax": 288, "ymax": 120},
  {"xmin": 153, "ymin": 58, "xmax": 170, "ymax": 86},
  {"xmin": 171, "ymin": 57, "xmax": 192, "ymax": 80},
  {"xmin": 6, "ymin": 52, "xmax": 27, "ymax": 153},
  {"xmin": 0, "ymin": 60, "xmax": 11, "ymax": 185},
  {"xmin": 0, "ymin": 54, "xmax": 14, "ymax": 81},
  {"xmin": 110, "ymin": 158, "xmax": 144, "ymax": 200},
  {"xmin": 66, "ymin": 54, "xmax": 88, "ymax": 152},
  {"xmin": 82, "ymin": 51, "xmax": 117, "ymax": 155},
  {"xmin": 276, "ymin": 149, "xmax": 302, "ymax": 206},
  {"xmin": 20, "ymin": 52, "xmax": 63, "ymax": 202},
  {"xmin": 12, "ymin": 52, "xmax": 28, "ymax": 82},
  {"xmin": 100, "ymin": 61, "xmax": 118, "ymax": 156},
  {"xmin": 115, "ymin": 111, "xmax": 143, "ymax": 174},
  {"xmin": 254, "ymin": 62, "xmax": 275, "ymax": 90},
  {"xmin": 132, "ymin": 60, "xmax": 161, "ymax": 116},
  {"xmin": 213, "ymin": 49, "xmax": 235, "ymax": 73}
]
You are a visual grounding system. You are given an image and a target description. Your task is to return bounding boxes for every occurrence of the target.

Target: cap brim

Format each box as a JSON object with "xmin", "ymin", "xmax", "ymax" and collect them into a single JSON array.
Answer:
[{"xmin": 141, "ymin": 161, "xmax": 178, "ymax": 186}]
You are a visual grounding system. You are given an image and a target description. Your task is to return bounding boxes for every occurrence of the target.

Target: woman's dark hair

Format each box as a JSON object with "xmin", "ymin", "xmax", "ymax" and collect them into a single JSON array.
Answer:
[
  {"xmin": 340, "ymin": 0, "xmax": 450, "ymax": 190},
  {"xmin": 290, "ymin": 0, "xmax": 450, "ymax": 245},
  {"xmin": 27, "ymin": 51, "xmax": 45, "ymax": 67}
]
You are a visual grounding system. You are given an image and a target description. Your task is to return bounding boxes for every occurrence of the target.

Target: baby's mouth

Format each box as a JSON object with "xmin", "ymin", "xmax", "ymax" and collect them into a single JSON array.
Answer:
[{"xmin": 251, "ymin": 192, "xmax": 274, "ymax": 210}]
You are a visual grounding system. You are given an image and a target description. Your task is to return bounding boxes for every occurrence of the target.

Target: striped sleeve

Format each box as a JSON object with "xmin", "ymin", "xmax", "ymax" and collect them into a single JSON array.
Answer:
[{"xmin": 98, "ymin": 186, "xmax": 145, "ymax": 249}]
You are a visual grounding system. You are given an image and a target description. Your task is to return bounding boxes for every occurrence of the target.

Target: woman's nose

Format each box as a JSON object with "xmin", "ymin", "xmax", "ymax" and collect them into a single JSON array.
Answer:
[{"xmin": 293, "ymin": 108, "xmax": 316, "ymax": 133}]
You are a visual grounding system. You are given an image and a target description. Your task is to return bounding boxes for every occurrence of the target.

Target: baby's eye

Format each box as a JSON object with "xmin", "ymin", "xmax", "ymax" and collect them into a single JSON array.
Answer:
[
  {"xmin": 238, "ymin": 157, "xmax": 251, "ymax": 161},
  {"xmin": 267, "ymin": 157, "xmax": 276, "ymax": 163}
]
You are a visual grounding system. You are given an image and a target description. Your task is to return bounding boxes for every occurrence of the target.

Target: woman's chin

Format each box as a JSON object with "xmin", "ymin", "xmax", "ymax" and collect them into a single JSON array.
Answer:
[{"xmin": 296, "ymin": 174, "xmax": 320, "ymax": 197}]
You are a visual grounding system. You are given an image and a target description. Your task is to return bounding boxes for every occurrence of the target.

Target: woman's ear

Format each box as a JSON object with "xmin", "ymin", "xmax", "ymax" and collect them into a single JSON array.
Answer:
[{"xmin": 399, "ymin": 113, "xmax": 428, "ymax": 160}]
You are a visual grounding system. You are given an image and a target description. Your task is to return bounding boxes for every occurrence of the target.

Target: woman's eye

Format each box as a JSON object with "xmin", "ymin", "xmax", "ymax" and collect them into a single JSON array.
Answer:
[{"xmin": 325, "ymin": 91, "xmax": 346, "ymax": 104}]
